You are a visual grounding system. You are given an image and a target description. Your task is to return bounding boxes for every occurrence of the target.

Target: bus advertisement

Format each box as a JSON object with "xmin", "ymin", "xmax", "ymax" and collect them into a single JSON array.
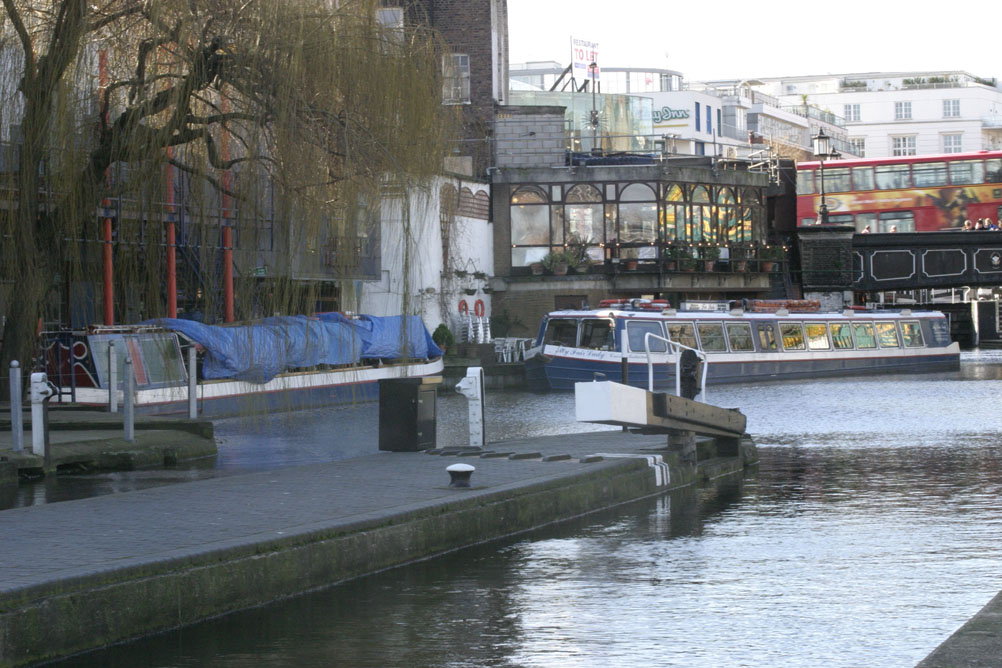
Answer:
[{"xmin": 796, "ymin": 151, "xmax": 1002, "ymax": 232}]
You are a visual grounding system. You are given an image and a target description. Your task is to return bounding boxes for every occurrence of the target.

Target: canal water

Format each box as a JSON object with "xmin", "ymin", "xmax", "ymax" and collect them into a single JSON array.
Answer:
[{"xmin": 41, "ymin": 352, "xmax": 1002, "ymax": 666}]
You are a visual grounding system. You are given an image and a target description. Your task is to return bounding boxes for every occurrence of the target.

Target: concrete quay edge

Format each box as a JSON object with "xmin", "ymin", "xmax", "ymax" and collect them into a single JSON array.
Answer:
[
  {"xmin": 917, "ymin": 590, "xmax": 1002, "ymax": 668},
  {"xmin": 0, "ymin": 431, "xmax": 754, "ymax": 667}
]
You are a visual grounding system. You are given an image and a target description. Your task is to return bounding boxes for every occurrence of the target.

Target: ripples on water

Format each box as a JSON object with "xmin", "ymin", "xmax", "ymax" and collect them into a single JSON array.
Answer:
[{"xmin": 45, "ymin": 351, "xmax": 1002, "ymax": 666}]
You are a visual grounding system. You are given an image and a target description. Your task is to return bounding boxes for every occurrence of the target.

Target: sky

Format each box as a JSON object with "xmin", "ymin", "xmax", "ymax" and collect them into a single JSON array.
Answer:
[{"xmin": 507, "ymin": 0, "xmax": 1002, "ymax": 83}]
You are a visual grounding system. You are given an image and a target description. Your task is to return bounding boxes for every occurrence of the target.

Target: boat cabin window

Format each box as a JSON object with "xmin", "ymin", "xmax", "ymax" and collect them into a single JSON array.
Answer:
[
  {"xmin": 666, "ymin": 322, "xmax": 697, "ymax": 350},
  {"xmin": 805, "ymin": 323, "xmax": 830, "ymax": 350},
  {"xmin": 579, "ymin": 319, "xmax": 615, "ymax": 350},
  {"xmin": 543, "ymin": 318, "xmax": 579, "ymax": 347},
  {"xmin": 696, "ymin": 322, "xmax": 727, "ymax": 352},
  {"xmin": 725, "ymin": 322, "xmax": 754, "ymax": 351},
  {"xmin": 900, "ymin": 321, "xmax": 925, "ymax": 347},
  {"xmin": 757, "ymin": 323, "xmax": 777, "ymax": 351},
  {"xmin": 780, "ymin": 323, "xmax": 806, "ymax": 350},
  {"xmin": 627, "ymin": 321, "xmax": 667, "ymax": 352},
  {"xmin": 928, "ymin": 318, "xmax": 951, "ymax": 346},
  {"xmin": 853, "ymin": 322, "xmax": 877, "ymax": 349},
  {"xmin": 829, "ymin": 323, "xmax": 854, "ymax": 349},
  {"xmin": 875, "ymin": 322, "xmax": 900, "ymax": 348}
]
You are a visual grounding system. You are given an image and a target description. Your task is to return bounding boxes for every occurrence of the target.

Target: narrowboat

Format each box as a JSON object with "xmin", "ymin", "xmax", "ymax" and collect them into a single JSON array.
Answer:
[
  {"xmin": 43, "ymin": 313, "xmax": 444, "ymax": 416},
  {"xmin": 523, "ymin": 299, "xmax": 960, "ymax": 391}
]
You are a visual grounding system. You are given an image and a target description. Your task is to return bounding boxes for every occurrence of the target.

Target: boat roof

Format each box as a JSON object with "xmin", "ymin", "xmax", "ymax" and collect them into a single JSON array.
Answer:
[{"xmin": 545, "ymin": 308, "xmax": 947, "ymax": 320}]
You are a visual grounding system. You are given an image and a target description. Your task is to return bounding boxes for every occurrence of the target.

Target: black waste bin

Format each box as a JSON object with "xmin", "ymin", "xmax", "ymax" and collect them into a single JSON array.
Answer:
[{"xmin": 378, "ymin": 377, "xmax": 440, "ymax": 451}]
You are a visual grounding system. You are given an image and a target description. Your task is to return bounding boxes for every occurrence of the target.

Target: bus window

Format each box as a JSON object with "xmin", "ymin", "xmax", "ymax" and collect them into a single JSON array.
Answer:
[
  {"xmin": 805, "ymin": 323, "xmax": 830, "ymax": 350},
  {"xmin": 801, "ymin": 217, "xmax": 817, "ymax": 226},
  {"xmin": 627, "ymin": 320, "xmax": 666, "ymax": 352},
  {"xmin": 987, "ymin": 159, "xmax": 1002, "ymax": 183},
  {"xmin": 875, "ymin": 164, "xmax": 910, "ymax": 190},
  {"xmin": 900, "ymin": 321, "xmax": 925, "ymax": 347},
  {"xmin": 853, "ymin": 322, "xmax": 877, "ymax": 349},
  {"xmin": 913, "ymin": 162, "xmax": 948, "ymax": 187},
  {"xmin": 878, "ymin": 211, "xmax": 914, "ymax": 232},
  {"xmin": 697, "ymin": 322, "xmax": 727, "ymax": 351},
  {"xmin": 543, "ymin": 318, "xmax": 579, "ymax": 347},
  {"xmin": 580, "ymin": 319, "xmax": 615, "ymax": 350},
  {"xmin": 875, "ymin": 322, "xmax": 900, "ymax": 347},
  {"xmin": 830, "ymin": 214, "xmax": 854, "ymax": 225},
  {"xmin": 855, "ymin": 213, "xmax": 877, "ymax": 233},
  {"xmin": 797, "ymin": 170, "xmax": 816, "ymax": 194},
  {"xmin": 780, "ymin": 323, "xmax": 806, "ymax": 350},
  {"xmin": 666, "ymin": 322, "xmax": 697, "ymax": 349},
  {"xmin": 852, "ymin": 166, "xmax": 875, "ymax": 191},
  {"xmin": 757, "ymin": 323, "xmax": 777, "ymax": 351},
  {"xmin": 725, "ymin": 322, "xmax": 754, "ymax": 351},
  {"xmin": 949, "ymin": 160, "xmax": 984, "ymax": 185},
  {"xmin": 829, "ymin": 322, "xmax": 854, "ymax": 349},
  {"xmin": 827, "ymin": 168, "xmax": 851, "ymax": 192}
]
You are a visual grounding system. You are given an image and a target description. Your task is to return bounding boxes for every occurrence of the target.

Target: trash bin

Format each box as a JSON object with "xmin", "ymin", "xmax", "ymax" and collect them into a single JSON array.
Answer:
[{"xmin": 378, "ymin": 377, "xmax": 440, "ymax": 451}]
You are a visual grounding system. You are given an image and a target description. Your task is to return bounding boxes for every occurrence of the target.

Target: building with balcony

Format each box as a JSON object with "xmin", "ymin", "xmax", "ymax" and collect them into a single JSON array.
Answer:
[{"xmin": 752, "ymin": 71, "xmax": 1002, "ymax": 158}]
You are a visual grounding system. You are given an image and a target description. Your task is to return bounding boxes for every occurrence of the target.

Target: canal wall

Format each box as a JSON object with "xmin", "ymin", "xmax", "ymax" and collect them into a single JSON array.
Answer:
[
  {"xmin": 0, "ymin": 431, "xmax": 755, "ymax": 666},
  {"xmin": 917, "ymin": 590, "xmax": 1002, "ymax": 668}
]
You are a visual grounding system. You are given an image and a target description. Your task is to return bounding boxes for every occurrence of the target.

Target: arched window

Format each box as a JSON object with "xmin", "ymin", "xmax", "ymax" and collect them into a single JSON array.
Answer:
[
  {"xmin": 510, "ymin": 186, "xmax": 550, "ymax": 267},
  {"xmin": 691, "ymin": 185, "xmax": 712, "ymax": 241},
  {"xmin": 617, "ymin": 183, "xmax": 657, "ymax": 260},
  {"xmin": 717, "ymin": 187, "xmax": 737, "ymax": 243},
  {"xmin": 564, "ymin": 184, "xmax": 603, "ymax": 248},
  {"xmin": 740, "ymin": 188, "xmax": 763, "ymax": 242},
  {"xmin": 663, "ymin": 184, "xmax": 685, "ymax": 242}
]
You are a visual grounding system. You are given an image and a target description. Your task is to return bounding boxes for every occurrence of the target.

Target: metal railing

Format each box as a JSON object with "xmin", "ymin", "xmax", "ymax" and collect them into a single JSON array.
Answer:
[{"xmin": 643, "ymin": 332, "xmax": 708, "ymax": 401}]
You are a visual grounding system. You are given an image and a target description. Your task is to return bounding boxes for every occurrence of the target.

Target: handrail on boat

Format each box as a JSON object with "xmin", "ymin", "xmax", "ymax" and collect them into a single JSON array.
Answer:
[{"xmin": 643, "ymin": 332, "xmax": 708, "ymax": 402}]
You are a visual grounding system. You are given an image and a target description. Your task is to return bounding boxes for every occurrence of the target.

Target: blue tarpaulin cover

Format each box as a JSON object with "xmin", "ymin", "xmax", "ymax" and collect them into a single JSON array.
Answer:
[{"xmin": 149, "ymin": 314, "xmax": 442, "ymax": 384}]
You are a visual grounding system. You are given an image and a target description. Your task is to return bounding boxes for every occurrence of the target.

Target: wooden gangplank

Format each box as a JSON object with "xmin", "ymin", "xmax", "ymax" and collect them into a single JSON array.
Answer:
[{"xmin": 574, "ymin": 381, "xmax": 746, "ymax": 438}]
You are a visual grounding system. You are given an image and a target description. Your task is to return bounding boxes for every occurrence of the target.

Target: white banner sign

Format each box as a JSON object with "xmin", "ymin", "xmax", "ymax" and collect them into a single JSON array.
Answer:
[{"xmin": 571, "ymin": 38, "xmax": 600, "ymax": 83}]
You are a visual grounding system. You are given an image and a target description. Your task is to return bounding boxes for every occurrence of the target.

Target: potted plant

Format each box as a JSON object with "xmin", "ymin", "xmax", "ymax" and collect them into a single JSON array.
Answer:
[
  {"xmin": 663, "ymin": 245, "xmax": 683, "ymax": 271},
  {"xmin": 565, "ymin": 235, "xmax": 593, "ymax": 274},
  {"xmin": 432, "ymin": 323, "xmax": 455, "ymax": 355},
  {"xmin": 542, "ymin": 250, "xmax": 571, "ymax": 276},
  {"xmin": 759, "ymin": 246, "xmax": 785, "ymax": 272},
  {"xmin": 701, "ymin": 245, "xmax": 720, "ymax": 271}
]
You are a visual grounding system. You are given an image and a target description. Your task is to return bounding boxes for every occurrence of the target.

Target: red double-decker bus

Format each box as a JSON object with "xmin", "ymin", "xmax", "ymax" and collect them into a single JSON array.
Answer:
[{"xmin": 796, "ymin": 150, "xmax": 1002, "ymax": 231}]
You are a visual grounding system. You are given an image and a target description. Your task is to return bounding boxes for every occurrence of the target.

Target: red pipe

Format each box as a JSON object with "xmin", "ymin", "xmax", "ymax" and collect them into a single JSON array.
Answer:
[{"xmin": 223, "ymin": 226, "xmax": 234, "ymax": 322}]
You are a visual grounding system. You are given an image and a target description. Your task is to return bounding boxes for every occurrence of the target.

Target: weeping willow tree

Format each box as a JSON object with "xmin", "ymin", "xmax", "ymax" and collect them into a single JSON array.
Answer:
[{"xmin": 0, "ymin": 0, "xmax": 454, "ymax": 372}]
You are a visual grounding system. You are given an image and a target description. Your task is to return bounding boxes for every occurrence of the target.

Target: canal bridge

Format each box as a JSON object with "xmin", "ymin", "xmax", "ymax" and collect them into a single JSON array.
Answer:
[{"xmin": 798, "ymin": 227, "xmax": 1002, "ymax": 293}]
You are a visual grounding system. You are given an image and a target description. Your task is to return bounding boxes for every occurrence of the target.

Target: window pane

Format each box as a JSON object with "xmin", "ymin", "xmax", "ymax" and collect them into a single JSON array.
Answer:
[
  {"xmin": 619, "ymin": 202, "xmax": 658, "ymax": 242},
  {"xmin": 580, "ymin": 319, "xmax": 615, "ymax": 350},
  {"xmin": 697, "ymin": 323, "xmax": 727, "ymax": 351},
  {"xmin": 805, "ymin": 323, "xmax": 830, "ymax": 350},
  {"xmin": 853, "ymin": 323, "xmax": 877, "ymax": 348},
  {"xmin": 876, "ymin": 322, "xmax": 900, "ymax": 347},
  {"xmin": 620, "ymin": 183, "xmax": 656, "ymax": 202},
  {"xmin": 987, "ymin": 159, "xmax": 1002, "ymax": 183},
  {"xmin": 830, "ymin": 323, "xmax": 854, "ymax": 349},
  {"xmin": 878, "ymin": 211, "xmax": 914, "ymax": 232},
  {"xmin": 543, "ymin": 319, "xmax": 578, "ymax": 346},
  {"xmin": 855, "ymin": 212, "xmax": 877, "ymax": 233},
  {"xmin": 511, "ymin": 205, "xmax": 550, "ymax": 245},
  {"xmin": 566, "ymin": 204, "xmax": 603, "ymax": 243},
  {"xmin": 692, "ymin": 186, "xmax": 711, "ymax": 203},
  {"xmin": 667, "ymin": 322, "xmax": 697, "ymax": 349},
  {"xmin": 628, "ymin": 321, "xmax": 666, "ymax": 352},
  {"xmin": 826, "ymin": 168, "xmax": 851, "ymax": 192},
  {"xmin": 852, "ymin": 167, "xmax": 875, "ymax": 190},
  {"xmin": 901, "ymin": 321, "xmax": 925, "ymax": 347},
  {"xmin": 511, "ymin": 186, "xmax": 547, "ymax": 204},
  {"xmin": 949, "ymin": 160, "xmax": 984, "ymax": 185},
  {"xmin": 780, "ymin": 323, "xmax": 805, "ymax": 350},
  {"xmin": 565, "ymin": 184, "xmax": 602, "ymax": 203},
  {"xmin": 875, "ymin": 165, "xmax": 910, "ymax": 189},
  {"xmin": 913, "ymin": 162, "xmax": 948, "ymax": 187},
  {"xmin": 725, "ymin": 322, "xmax": 754, "ymax": 351},
  {"xmin": 758, "ymin": 324, "xmax": 777, "ymax": 350},
  {"xmin": 797, "ymin": 171, "xmax": 816, "ymax": 195}
]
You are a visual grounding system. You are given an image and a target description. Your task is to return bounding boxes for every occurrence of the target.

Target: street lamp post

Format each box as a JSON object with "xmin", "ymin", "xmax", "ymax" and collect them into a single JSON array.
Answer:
[
  {"xmin": 588, "ymin": 62, "xmax": 599, "ymax": 153},
  {"xmin": 812, "ymin": 128, "xmax": 841, "ymax": 224}
]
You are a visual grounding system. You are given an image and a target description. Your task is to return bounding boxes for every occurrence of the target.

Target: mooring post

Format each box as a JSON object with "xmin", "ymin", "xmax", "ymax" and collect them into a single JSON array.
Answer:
[
  {"xmin": 455, "ymin": 366, "xmax": 485, "ymax": 448},
  {"xmin": 123, "ymin": 357, "xmax": 135, "ymax": 443},
  {"xmin": 29, "ymin": 372, "xmax": 53, "ymax": 457},
  {"xmin": 108, "ymin": 340, "xmax": 118, "ymax": 413},
  {"xmin": 668, "ymin": 429, "xmax": 697, "ymax": 468},
  {"xmin": 10, "ymin": 361, "xmax": 23, "ymax": 453},
  {"xmin": 187, "ymin": 344, "xmax": 197, "ymax": 419}
]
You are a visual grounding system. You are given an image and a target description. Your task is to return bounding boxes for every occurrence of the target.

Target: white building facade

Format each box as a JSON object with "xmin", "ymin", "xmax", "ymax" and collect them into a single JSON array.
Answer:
[{"xmin": 754, "ymin": 71, "xmax": 1002, "ymax": 158}]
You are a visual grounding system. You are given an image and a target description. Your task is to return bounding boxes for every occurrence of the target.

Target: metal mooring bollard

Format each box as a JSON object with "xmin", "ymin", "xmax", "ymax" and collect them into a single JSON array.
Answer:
[
  {"xmin": 446, "ymin": 463, "xmax": 475, "ymax": 488},
  {"xmin": 29, "ymin": 372, "xmax": 54, "ymax": 456},
  {"xmin": 10, "ymin": 361, "xmax": 23, "ymax": 453},
  {"xmin": 108, "ymin": 340, "xmax": 118, "ymax": 413},
  {"xmin": 187, "ymin": 344, "xmax": 198, "ymax": 419},
  {"xmin": 123, "ymin": 357, "xmax": 135, "ymax": 443},
  {"xmin": 454, "ymin": 366, "xmax": 485, "ymax": 448}
]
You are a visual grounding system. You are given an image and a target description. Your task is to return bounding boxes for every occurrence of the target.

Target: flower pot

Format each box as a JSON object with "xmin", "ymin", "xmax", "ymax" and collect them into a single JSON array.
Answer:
[
  {"xmin": 664, "ymin": 260, "xmax": 677, "ymax": 271},
  {"xmin": 734, "ymin": 260, "xmax": 747, "ymax": 272},
  {"xmin": 551, "ymin": 262, "xmax": 569, "ymax": 276},
  {"xmin": 530, "ymin": 262, "xmax": 544, "ymax": 275},
  {"xmin": 760, "ymin": 261, "xmax": 774, "ymax": 272},
  {"xmin": 703, "ymin": 260, "xmax": 715, "ymax": 272},
  {"xmin": 625, "ymin": 259, "xmax": 638, "ymax": 271}
]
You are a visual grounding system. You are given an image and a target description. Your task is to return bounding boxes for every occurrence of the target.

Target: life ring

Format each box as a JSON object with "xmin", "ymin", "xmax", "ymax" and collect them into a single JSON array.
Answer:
[
  {"xmin": 474, "ymin": 299, "xmax": 485, "ymax": 317},
  {"xmin": 458, "ymin": 300, "xmax": 469, "ymax": 315}
]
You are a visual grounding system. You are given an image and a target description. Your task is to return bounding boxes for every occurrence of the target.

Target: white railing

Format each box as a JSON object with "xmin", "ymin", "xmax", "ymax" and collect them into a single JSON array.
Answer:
[{"xmin": 643, "ymin": 332, "xmax": 708, "ymax": 401}]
